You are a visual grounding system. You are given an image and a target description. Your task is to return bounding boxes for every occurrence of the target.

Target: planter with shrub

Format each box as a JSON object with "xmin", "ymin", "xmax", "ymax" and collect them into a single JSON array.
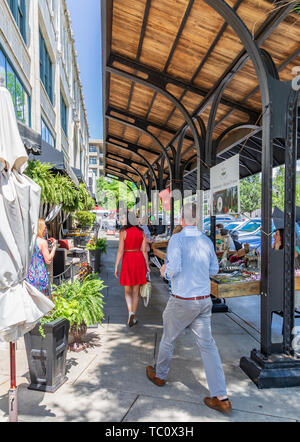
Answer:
[
  {"xmin": 24, "ymin": 293, "xmax": 76, "ymax": 392},
  {"xmin": 48, "ymin": 275, "xmax": 106, "ymax": 351},
  {"xmin": 25, "ymin": 275, "xmax": 105, "ymax": 392},
  {"xmin": 86, "ymin": 238, "xmax": 107, "ymax": 272}
]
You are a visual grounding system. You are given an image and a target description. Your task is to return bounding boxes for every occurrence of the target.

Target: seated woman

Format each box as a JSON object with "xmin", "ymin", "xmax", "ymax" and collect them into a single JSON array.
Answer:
[{"xmin": 25, "ymin": 219, "xmax": 57, "ymax": 298}]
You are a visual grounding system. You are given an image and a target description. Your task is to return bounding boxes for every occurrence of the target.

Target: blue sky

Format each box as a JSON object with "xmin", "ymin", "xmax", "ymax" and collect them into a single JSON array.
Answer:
[{"xmin": 66, "ymin": 0, "xmax": 103, "ymax": 140}]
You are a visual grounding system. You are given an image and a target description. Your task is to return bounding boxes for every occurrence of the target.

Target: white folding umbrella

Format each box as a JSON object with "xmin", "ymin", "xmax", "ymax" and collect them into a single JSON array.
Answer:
[{"xmin": 0, "ymin": 84, "xmax": 54, "ymax": 421}]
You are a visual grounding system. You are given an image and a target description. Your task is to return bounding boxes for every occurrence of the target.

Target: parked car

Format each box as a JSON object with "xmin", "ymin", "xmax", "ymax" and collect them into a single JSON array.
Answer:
[
  {"xmin": 223, "ymin": 221, "xmax": 244, "ymax": 232},
  {"xmin": 202, "ymin": 215, "xmax": 236, "ymax": 233},
  {"xmin": 232, "ymin": 218, "xmax": 262, "ymax": 237}
]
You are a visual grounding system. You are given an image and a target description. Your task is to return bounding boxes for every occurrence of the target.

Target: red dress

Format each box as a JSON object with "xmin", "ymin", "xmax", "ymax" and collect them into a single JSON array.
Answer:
[{"xmin": 120, "ymin": 227, "xmax": 147, "ymax": 286}]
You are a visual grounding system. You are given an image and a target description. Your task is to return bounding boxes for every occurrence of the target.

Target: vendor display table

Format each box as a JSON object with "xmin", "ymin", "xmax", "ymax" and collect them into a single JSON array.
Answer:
[
  {"xmin": 151, "ymin": 240, "xmax": 300, "ymax": 300},
  {"xmin": 152, "ymin": 241, "xmax": 169, "ymax": 260},
  {"xmin": 211, "ymin": 276, "xmax": 300, "ymax": 299}
]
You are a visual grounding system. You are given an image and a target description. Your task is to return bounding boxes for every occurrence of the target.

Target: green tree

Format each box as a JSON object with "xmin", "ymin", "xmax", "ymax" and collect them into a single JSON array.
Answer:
[
  {"xmin": 96, "ymin": 177, "xmax": 136, "ymax": 210},
  {"xmin": 240, "ymin": 174, "xmax": 261, "ymax": 216},
  {"xmin": 272, "ymin": 166, "xmax": 300, "ymax": 211}
]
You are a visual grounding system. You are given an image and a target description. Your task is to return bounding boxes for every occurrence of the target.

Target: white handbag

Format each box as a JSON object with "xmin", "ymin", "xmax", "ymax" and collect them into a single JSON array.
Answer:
[{"xmin": 140, "ymin": 273, "xmax": 151, "ymax": 307}]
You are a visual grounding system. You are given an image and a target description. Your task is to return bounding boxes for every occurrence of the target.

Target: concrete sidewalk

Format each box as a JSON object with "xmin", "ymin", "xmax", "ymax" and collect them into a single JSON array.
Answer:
[{"xmin": 0, "ymin": 234, "xmax": 300, "ymax": 422}]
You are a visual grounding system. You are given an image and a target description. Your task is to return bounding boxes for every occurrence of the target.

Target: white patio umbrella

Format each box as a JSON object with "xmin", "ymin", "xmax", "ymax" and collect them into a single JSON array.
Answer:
[{"xmin": 0, "ymin": 84, "xmax": 54, "ymax": 421}]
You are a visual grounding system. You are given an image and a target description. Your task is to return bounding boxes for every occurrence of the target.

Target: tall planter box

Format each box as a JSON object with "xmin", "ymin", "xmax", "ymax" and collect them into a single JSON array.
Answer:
[
  {"xmin": 88, "ymin": 249, "xmax": 101, "ymax": 273},
  {"xmin": 24, "ymin": 318, "xmax": 70, "ymax": 393}
]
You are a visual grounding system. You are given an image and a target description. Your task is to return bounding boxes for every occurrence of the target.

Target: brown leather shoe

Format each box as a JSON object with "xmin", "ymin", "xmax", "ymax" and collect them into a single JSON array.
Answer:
[
  {"xmin": 204, "ymin": 397, "xmax": 232, "ymax": 414},
  {"xmin": 146, "ymin": 366, "xmax": 166, "ymax": 387}
]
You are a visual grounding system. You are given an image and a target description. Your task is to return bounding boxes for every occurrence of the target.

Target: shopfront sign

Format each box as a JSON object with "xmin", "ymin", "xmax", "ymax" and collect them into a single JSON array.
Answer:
[{"xmin": 210, "ymin": 154, "xmax": 240, "ymax": 215}]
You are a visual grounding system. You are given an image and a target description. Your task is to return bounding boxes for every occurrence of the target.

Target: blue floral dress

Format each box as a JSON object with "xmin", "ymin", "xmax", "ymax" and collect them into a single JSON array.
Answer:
[{"xmin": 25, "ymin": 242, "xmax": 50, "ymax": 297}]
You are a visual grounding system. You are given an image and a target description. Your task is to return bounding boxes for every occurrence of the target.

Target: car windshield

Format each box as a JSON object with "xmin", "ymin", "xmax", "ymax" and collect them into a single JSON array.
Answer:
[
  {"xmin": 239, "ymin": 221, "xmax": 261, "ymax": 233},
  {"xmin": 226, "ymin": 223, "xmax": 239, "ymax": 230}
]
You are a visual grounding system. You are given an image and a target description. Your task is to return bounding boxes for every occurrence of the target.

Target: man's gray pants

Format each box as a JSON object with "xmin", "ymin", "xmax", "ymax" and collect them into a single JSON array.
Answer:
[{"xmin": 156, "ymin": 296, "xmax": 227, "ymax": 397}]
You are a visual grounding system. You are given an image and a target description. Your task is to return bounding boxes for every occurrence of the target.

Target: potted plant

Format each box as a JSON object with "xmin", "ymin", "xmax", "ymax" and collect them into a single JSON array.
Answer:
[
  {"xmin": 24, "ymin": 295, "xmax": 78, "ymax": 393},
  {"xmin": 86, "ymin": 238, "xmax": 107, "ymax": 272},
  {"xmin": 50, "ymin": 275, "xmax": 106, "ymax": 351},
  {"xmin": 74, "ymin": 211, "xmax": 97, "ymax": 246}
]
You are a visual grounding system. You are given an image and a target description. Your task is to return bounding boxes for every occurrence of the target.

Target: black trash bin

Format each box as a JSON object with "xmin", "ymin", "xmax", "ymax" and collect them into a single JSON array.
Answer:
[{"xmin": 24, "ymin": 318, "xmax": 70, "ymax": 393}]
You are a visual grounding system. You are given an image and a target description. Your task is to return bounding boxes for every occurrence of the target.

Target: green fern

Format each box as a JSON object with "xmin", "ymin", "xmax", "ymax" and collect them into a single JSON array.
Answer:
[
  {"xmin": 50, "ymin": 276, "xmax": 106, "ymax": 330},
  {"xmin": 25, "ymin": 160, "xmax": 58, "ymax": 204},
  {"xmin": 25, "ymin": 160, "xmax": 94, "ymax": 212}
]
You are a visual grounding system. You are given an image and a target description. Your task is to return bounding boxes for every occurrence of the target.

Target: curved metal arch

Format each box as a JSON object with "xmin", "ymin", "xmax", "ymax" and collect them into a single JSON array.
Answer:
[
  {"xmin": 107, "ymin": 140, "xmax": 158, "ymax": 189},
  {"xmin": 206, "ymin": 82, "xmax": 229, "ymax": 165},
  {"xmin": 203, "ymin": 0, "xmax": 271, "ymax": 128},
  {"xmin": 215, "ymin": 123, "xmax": 261, "ymax": 148},
  {"xmin": 175, "ymin": 126, "xmax": 189, "ymax": 178},
  {"xmin": 202, "ymin": 0, "xmax": 277, "ymax": 169},
  {"xmin": 106, "ymin": 65, "xmax": 203, "ymax": 186},
  {"xmin": 183, "ymin": 154, "xmax": 198, "ymax": 171},
  {"xmin": 109, "ymin": 175, "xmax": 135, "ymax": 193},
  {"xmin": 105, "ymin": 168, "xmax": 141, "ymax": 200},
  {"xmin": 260, "ymin": 48, "xmax": 280, "ymax": 80},
  {"xmin": 196, "ymin": 116, "xmax": 207, "ymax": 140},
  {"xmin": 106, "ymin": 157, "xmax": 148, "ymax": 192},
  {"xmin": 106, "ymin": 113, "xmax": 174, "ymax": 183},
  {"xmin": 105, "ymin": 168, "xmax": 141, "ymax": 194}
]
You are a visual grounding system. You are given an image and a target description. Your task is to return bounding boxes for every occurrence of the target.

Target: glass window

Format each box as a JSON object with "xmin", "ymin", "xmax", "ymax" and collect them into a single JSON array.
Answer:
[
  {"xmin": 60, "ymin": 93, "xmax": 68, "ymax": 136},
  {"xmin": 89, "ymin": 158, "xmax": 97, "ymax": 165},
  {"xmin": 39, "ymin": 31, "xmax": 53, "ymax": 103},
  {"xmin": 0, "ymin": 50, "xmax": 5, "ymax": 85},
  {"xmin": 8, "ymin": 0, "xmax": 26, "ymax": 42},
  {"xmin": 0, "ymin": 48, "xmax": 30, "ymax": 125},
  {"xmin": 6, "ymin": 63, "xmax": 16, "ymax": 108},
  {"xmin": 16, "ymin": 77, "xmax": 24, "ymax": 121},
  {"xmin": 41, "ymin": 119, "xmax": 55, "ymax": 147},
  {"xmin": 89, "ymin": 145, "xmax": 97, "ymax": 153},
  {"xmin": 92, "ymin": 169, "xmax": 97, "ymax": 176}
]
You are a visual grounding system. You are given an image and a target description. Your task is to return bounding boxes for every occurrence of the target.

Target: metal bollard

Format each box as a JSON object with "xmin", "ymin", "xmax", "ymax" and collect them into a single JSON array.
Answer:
[{"xmin": 9, "ymin": 387, "xmax": 18, "ymax": 422}]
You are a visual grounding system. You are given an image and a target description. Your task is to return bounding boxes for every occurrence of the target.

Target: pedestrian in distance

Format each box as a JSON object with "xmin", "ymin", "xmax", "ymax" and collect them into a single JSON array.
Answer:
[
  {"xmin": 115, "ymin": 211, "xmax": 151, "ymax": 327},
  {"xmin": 146, "ymin": 203, "xmax": 232, "ymax": 414}
]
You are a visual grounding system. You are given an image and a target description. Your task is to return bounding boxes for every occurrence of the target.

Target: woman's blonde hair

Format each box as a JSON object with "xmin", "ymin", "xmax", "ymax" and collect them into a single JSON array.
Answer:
[{"xmin": 37, "ymin": 219, "xmax": 46, "ymax": 238}]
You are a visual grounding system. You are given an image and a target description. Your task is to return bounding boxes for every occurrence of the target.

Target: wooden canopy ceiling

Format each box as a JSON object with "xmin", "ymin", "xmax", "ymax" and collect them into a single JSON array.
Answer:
[{"xmin": 102, "ymin": 0, "xmax": 300, "ymax": 189}]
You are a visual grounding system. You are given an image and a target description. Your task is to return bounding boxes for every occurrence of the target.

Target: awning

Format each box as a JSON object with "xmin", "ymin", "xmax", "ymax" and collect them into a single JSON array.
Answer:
[
  {"xmin": 72, "ymin": 167, "xmax": 86, "ymax": 184},
  {"xmin": 29, "ymin": 141, "xmax": 79, "ymax": 187},
  {"xmin": 17, "ymin": 122, "xmax": 41, "ymax": 155}
]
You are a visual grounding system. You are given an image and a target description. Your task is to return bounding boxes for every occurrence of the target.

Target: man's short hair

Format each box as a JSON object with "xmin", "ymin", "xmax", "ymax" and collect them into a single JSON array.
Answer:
[{"xmin": 182, "ymin": 203, "xmax": 198, "ymax": 225}]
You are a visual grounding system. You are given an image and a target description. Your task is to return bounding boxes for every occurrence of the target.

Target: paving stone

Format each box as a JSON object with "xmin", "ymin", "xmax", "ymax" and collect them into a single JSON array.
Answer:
[{"xmin": 123, "ymin": 395, "xmax": 296, "ymax": 422}]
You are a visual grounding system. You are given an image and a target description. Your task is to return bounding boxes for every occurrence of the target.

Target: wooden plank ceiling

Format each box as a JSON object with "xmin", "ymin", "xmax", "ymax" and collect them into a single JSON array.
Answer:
[{"xmin": 103, "ymin": 0, "xmax": 300, "ymax": 187}]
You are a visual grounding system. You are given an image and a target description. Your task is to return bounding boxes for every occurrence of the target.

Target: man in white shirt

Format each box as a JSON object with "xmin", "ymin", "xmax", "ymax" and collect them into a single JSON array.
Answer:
[{"xmin": 146, "ymin": 203, "xmax": 231, "ymax": 414}]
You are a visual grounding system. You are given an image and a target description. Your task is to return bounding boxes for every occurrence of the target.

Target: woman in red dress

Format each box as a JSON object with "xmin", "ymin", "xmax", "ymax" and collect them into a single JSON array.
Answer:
[{"xmin": 115, "ymin": 214, "xmax": 150, "ymax": 327}]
